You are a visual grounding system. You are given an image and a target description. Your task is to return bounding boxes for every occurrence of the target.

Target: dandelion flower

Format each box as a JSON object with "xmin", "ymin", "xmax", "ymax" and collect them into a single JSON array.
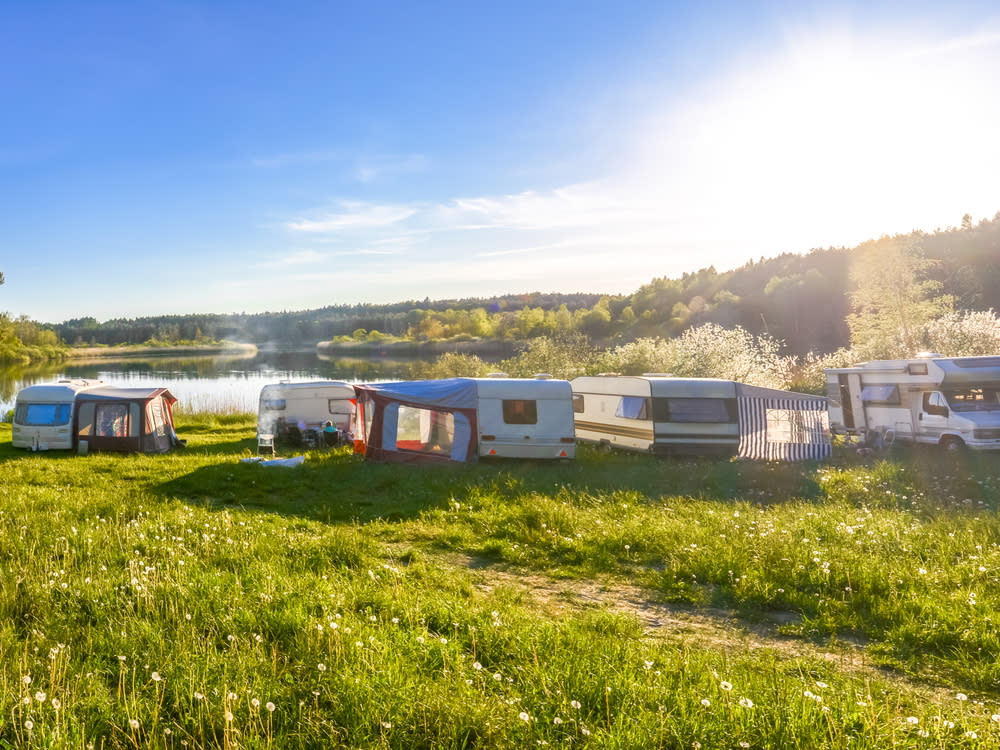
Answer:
[
  {"xmin": 266, "ymin": 702, "xmax": 276, "ymax": 713},
  {"xmin": 519, "ymin": 711, "xmax": 530, "ymax": 722},
  {"xmin": 554, "ymin": 717, "xmax": 563, "ymax": 725}
]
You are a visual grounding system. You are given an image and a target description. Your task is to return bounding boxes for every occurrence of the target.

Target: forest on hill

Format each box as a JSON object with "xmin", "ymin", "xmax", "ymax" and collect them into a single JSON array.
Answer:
[{"xmin": 4, "ymin": 211, "xmax": 1000, "ymax": 364}]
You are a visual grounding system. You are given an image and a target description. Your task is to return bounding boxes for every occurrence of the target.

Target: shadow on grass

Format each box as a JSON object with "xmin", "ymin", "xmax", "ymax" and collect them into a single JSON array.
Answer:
[{"xmin": 150, "ymin": 443, "xmax": 843, "ymax": 529}]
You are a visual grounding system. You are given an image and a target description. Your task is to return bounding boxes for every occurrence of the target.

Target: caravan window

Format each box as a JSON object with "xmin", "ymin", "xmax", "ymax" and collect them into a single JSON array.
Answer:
[
  {"xmin": 616, "ymin": 397, "xmax": 649, "ymax": 420},
  {"xmin": 766, "ymin": 409, "xmax": 813, "ymax": 444},
  {"xmin": 652, "ymin": 398, "xmax": 736, "ymax": 423},
  {"xmin": 263, "ymin": 399, "xmax": 286, "ymax": 410},
  {"xmin": 572, "ymin": 394, "xmax": 585, "ymax": 413},
  {"xmin": 396, "ymin": 405, "xmax": 454, "ymax": 454},
  {"xmin": 860, "ymin": 385, "xmax": 899, "ymax": 404},
  {"xmin": 95, "ymin": 403, "xmax": 130, "ymax": 437},
  {"xmin": 15, "ymin": 403, "xmax": 72, "ymax": 426},
  {"xmin": 502, "ymin": 400, "xmax": 537, "ymax": 425}
]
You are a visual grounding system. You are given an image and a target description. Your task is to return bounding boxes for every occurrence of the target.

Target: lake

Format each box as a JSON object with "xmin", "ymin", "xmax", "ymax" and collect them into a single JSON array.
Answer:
[{"xmin": 0, "ymin": 350, "xmax": 421, "ymax": 416}]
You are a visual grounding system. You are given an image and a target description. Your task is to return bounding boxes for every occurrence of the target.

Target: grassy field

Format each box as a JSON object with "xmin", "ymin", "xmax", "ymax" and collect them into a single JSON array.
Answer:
[{"xmin": 2, "ymin": 417, "xmax": 1000, "ymax": 748}]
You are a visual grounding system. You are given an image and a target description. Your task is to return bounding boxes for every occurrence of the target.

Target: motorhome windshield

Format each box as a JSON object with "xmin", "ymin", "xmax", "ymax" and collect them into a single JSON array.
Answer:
[{"xmin": 945, "ymin": 388, "xmax": 1000, "ymax": 412}]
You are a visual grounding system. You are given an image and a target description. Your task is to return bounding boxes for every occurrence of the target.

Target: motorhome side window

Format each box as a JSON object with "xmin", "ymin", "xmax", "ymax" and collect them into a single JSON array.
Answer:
[
  {"xmin": 615, "ymin": 397, "xmax": 649, "ymax": 420},
  {"xmin": 15, "ymin": 403, "xmax": 72, "ymax": 426},
  {"xmin": 502, "ymin": 400, "xmax": 538, "ymax": 425},
  {"xmin": 572, "ymin": 394, "xmax": 585, "ymax": 413},
  {"xmin": 923, "ymin": 392, "xmax": 949, "ymax": 416},
  {"xmin": 652, "ymin": 398, "xmax": 736, "ymax": 423},
  {"xmin": 946, "ymin": 388, "xmax": 1000, "ymax": 410},
  {"xmin": 263, "ymin": 399, "xmax": 286, "ymax": 410}
]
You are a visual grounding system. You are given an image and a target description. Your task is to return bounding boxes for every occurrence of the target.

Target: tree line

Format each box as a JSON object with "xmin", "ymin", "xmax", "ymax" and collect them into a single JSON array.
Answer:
[{"xmin": 3, "ymin": 211, "xmax": 1000, "ymax": 367}]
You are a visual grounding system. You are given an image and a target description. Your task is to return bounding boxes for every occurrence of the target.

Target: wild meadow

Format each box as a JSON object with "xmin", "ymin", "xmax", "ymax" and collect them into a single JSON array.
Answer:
[{"xmin": 3, "ymin": 416, "xmax": 1000, "ymax": 748}]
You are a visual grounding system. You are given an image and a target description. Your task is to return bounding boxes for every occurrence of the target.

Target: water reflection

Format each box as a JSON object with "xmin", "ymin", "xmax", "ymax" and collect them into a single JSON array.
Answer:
[{"xmin": 1, "ymin": 351, "xmax": 418, "ymax": 416}]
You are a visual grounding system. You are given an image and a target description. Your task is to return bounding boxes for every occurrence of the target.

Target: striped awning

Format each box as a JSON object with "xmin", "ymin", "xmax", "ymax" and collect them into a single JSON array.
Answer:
[{"xmin": 737, "ymin": 396, "xmax": 831, "ymax": 461}]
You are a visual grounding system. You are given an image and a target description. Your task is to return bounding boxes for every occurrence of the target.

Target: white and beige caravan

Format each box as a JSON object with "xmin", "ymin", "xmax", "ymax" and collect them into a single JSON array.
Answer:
[
  {"xmin": 826, "ymin": 354, "xmax": 1000, "ymax": 451},
  {"xmin": 572, "ymin": 375, "xmax": 831, "ymax": 460},
  {"xmin": 257, "ymin": 380, "xmax": 356, "ymax": 450},
  {"xmin": 571, "ymin": 376, "xmax": 740, "ymax": 456},
  {"xmin": 12, "ymin": 379, "xmax": 103, "ymax": 451}
]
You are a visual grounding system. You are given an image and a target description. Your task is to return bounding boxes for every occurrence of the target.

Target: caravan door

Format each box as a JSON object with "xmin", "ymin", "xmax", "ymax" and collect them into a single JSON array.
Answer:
[{"xmin": 917, "ymin": 391, "xmax": 950, "ymax": 444}]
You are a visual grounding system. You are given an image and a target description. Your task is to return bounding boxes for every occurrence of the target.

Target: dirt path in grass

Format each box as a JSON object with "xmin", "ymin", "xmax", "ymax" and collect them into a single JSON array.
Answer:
[{"xmin": 443, "ymin": 553, "xmax": 956, "ymax": 701}]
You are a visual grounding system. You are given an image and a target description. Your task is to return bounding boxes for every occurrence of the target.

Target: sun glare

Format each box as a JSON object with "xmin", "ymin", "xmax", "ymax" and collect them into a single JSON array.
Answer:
[{"xmin": 633, "ymin": 26, "xmax": 1000, "ymax": 265}]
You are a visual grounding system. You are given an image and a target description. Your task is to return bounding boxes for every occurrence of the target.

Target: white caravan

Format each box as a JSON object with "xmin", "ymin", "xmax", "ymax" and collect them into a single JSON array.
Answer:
[
  {"xmin": 351, "ymin": 376, "xmax": 576, "ymax": 462},
  {"xmin": 257, "ymin": 381, "xmax": 356, "ymax": 448},
  {"xmin": 473, "ymin": 377, "xmax": 576, "ymax": 459},
  {"xmin": 11, "ymin": 379, "xmax": 104, "ymax": 451},
  {"xmin": 571, "ymin": 376, "xmax": 739, "ymax": 456},
  {"xmin": 826, "ymin": 354, "xmax": 1000, "ymax": 451}
]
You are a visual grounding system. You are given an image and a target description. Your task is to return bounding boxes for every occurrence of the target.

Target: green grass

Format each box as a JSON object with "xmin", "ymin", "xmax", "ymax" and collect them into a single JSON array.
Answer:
[{"xmin": 3, "ymin": 418, "xmax": 1000, "ymax": 748}]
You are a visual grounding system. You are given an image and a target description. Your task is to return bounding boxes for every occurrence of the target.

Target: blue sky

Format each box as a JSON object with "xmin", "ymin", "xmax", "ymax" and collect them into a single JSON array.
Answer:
[{"xmin": 2, "ymin": 1, "xmax": 999, "ymax": 322}]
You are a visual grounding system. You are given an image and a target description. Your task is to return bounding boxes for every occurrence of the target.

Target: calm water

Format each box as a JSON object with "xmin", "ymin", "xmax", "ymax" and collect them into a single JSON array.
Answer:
[{"xmin": 0, "ymin": 350, "xmax": 419, "ymax": 416}]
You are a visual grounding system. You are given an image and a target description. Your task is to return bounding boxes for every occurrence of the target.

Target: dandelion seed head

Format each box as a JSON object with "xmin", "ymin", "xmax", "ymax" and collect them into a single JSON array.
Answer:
[
  {"xmin": 24, "ymin": 720, "xmax": 33, "ymax": 731},
  {"xmin": 318, "ymin": 663, "xmax": 326, "ymax": 672},
  {"xmin": 519, "ymin": 712, "xmax": 530, "ymax": 722},
  {"xmin": 129, "ymin": 719, "xmax": 140, "ymax": 730},
  {"xmin": 151, "ymin": 672, "xmax": 161, "ymax": 682},
  {"xmin": 52, "ymin": 698, "xmax": 61, "ymax": 709},
  {"xmin": 473, "ymin": 661, "xmax": 483, "ymax": 670},
  {"xmin": 251, "ymin": 698, "xmax": 260, "ymax": 708},
  {"xmin": 701, "ymin": 698, "xmax": 710, "ymax": 707},
  {"xmin": 719, "ymin": 681, "xmax": 733, "ymax": 691},
  {"xmin": 266, "ymin": 702, "xmax": 276, "ymax": 712},
  {"xmin": 906, "ymin": 716, "xmax": 919, "ymax": 725},
  {"xmin": 571, "ymin": 700, "xmax": 581, "ymax": 709},
  {"xmin": 956, "ymin": 693, "xmax": 968, "ymax": 701},
  {"xmin": 224, "ymin": 711, "xmax": 234, "ymax": 722},
  {"xmin": 34, "ymin": 691, "xmax": 46, "ymax": 702}
]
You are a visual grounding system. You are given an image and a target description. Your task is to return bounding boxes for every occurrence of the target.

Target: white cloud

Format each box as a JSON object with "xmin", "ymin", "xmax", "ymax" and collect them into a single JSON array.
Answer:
[{"xmin": 286, "ymin": 201, "xmax": 418, "ymax": 233}]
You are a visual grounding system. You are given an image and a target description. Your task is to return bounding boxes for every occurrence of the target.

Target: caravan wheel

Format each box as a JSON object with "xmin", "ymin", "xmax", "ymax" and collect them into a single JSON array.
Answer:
[{"xmin": 940, "ymin": 436, "xmax": 966, "ymax": 455}]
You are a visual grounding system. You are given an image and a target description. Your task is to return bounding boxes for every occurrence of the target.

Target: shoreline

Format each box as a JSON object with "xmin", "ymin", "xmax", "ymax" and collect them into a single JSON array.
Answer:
[
  {"xmin": 66, "ymin": 342, "xmax": 258, "ymax": 359},
  {"xmin": 316, "ymin": 339, "xmax": 516, "ymax": 357}
]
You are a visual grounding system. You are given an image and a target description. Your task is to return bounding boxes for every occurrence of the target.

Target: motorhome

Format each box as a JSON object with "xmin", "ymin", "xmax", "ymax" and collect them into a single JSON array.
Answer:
[
  {"xmin": 257, "ymin": 380, "xmax": 356, "ymax": 449},
  {"xmin": 12, "ymin": 379, "xmax": 103, "ymax": 450},
  {"xmin": 571, "ymin": 375, "xmax": 830, "ymax": 461},
  {"xmin": 826, "ymin": 355, "xmax": 1000, "ymax": 451},
  {"xmin": 352, "ymin": 377, "xmax": 576, "ymax": 463}
]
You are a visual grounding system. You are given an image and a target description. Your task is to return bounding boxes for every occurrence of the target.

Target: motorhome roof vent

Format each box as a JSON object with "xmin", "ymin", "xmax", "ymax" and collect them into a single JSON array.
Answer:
[
  {"xmin": 486, "ymin": 372, "xmax": 509, "ymax": 378},
  {"xmin": 641, "ymin": 372, "xmax": 673, "ymax": 378},
  {"xmin": 533, "ymin": 373, "xmax": 553, "ymax": 380}
]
